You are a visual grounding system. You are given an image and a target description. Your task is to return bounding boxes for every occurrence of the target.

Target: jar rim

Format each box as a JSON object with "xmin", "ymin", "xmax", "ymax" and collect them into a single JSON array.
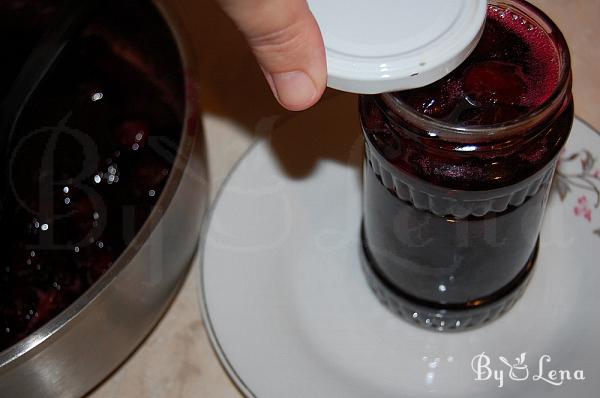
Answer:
[{"xmin": 378, "ymin": 0, "xmax": 572, "ymax": 143}]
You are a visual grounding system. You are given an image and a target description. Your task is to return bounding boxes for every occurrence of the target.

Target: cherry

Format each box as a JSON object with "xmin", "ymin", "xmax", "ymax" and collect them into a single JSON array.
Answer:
[
  {"xmin": 132, "ymin": 153, "xmax": 170, "ymax": 198},
  {"xmin": 397, "ymin": 77, "xmax": 462, "ymax": 119},
  {"xmin": 28, "ymin": 288, "xmax": 62, "ymax": 330},
  {"xmin": 457, "ymin": 103, "xmax": 528, "ymax": 126},
  {"xmin": 463, "ymin": 61, "xmax": 527, "ymax": 107},
  {"xmin": 470, "ymin": 18, "xmax": 530, "ymax": 66},
  {"xmin": 116, "ymin": 119, "xmax": 150, "ymax": 151},
  {"xmin": 81, "ymin": 251, "xmax": 114, "ymax": 285}
]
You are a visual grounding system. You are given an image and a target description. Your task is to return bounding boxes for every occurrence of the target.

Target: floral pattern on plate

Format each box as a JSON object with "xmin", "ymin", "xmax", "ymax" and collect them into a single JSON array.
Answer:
[{"xmin": 554, "ymin": 147, "xmax": 600, "ymax": 237}]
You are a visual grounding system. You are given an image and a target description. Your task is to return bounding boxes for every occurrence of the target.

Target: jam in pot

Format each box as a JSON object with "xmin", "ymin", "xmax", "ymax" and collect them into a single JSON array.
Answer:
[{"xmin": 0, "ymin": 0, "xmax": 185, "ymax": 351}]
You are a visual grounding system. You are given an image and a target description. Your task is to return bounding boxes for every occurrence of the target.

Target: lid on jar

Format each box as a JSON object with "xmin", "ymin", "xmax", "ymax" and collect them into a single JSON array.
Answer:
[{"xmin": 307, "ymin": 0, "xmax": 487, "ymax": 94}]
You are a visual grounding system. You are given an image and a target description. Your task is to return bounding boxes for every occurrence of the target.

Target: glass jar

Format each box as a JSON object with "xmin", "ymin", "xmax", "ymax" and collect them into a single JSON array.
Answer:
[{"xmin": 359, "ymin": 0, "xmax": 573, "ymax": 331}]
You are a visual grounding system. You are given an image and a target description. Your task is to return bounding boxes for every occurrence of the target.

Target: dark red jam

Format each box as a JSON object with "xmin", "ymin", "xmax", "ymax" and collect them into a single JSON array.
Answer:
[
  {"xmin": 0, "ymin": 1, "xmax": 184, "ymax": 351},
  {"xmin": 360, "ymin": 2, "xmax": 574, "ymax": 331},
  {"xmin": 395, "ymin": 6, "xmax": 561, "ymax": 126}
]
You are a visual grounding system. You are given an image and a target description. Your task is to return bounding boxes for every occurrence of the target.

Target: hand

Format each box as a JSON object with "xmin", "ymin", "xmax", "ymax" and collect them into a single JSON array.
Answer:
[{"xmin": 216, "ymin": 0, "xmax": 327, "ymax": 111}]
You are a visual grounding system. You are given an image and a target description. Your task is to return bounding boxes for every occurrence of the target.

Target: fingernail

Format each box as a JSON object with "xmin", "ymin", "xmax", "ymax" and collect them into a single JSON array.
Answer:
[{"xmin": 269, "ymin": 71, "xmax": 318, "ymax": 111}]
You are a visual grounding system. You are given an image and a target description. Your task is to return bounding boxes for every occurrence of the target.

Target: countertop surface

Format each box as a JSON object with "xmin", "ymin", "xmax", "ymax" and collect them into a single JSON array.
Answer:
[{"xmin": 89, "ymin": 1, "xmax": 600, "ymax": 397}]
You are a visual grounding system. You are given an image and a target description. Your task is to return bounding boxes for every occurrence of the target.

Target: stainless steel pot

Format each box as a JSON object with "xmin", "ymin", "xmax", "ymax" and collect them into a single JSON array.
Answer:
[{"xmin": 0, "ymin": 2, "xmax": 208, "ymax": 397}]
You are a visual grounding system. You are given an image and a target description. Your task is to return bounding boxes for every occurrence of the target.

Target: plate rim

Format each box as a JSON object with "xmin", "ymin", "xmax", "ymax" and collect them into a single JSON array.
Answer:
[{"xmin": 198, "ymin": 138, "xmax": 261, "ymax": 398}]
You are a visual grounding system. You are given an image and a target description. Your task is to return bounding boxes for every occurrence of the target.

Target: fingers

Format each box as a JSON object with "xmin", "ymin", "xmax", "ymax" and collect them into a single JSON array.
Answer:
[{"xmin": 217, "ymin": 0, "xmax": 327, "ymax": 111}]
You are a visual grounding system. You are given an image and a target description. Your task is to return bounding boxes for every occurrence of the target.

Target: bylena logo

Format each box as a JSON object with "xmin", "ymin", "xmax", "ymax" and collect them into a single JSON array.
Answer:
[{"xmin": 471, "ymin": 352, "xmax": 586, "ymax": 388}]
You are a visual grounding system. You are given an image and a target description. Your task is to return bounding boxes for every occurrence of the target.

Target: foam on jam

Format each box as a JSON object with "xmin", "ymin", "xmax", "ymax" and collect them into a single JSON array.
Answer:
[
  {"xmin": 394, "ymin": 5, "xmax": 561, "ymax": 126},
  {"xmin": 485, "ymin": 6, "xmax": 560, "ymax": 106}
]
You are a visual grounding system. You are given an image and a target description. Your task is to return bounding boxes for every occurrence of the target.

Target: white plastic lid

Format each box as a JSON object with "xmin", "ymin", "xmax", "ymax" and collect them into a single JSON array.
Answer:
[{"xmin": 307, "ymin": 0, "xmax": 487, "ymax": 94}]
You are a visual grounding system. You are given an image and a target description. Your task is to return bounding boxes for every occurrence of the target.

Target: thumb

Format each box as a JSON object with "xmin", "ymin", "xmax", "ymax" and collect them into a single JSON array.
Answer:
[{"xmin": 218, "ymin": 0, "xmax": 327, "ymax": 111}]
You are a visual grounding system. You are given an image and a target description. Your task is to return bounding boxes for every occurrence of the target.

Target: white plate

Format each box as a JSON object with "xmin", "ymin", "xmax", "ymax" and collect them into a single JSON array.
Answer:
[{"xmin": 199, "ymin": 94, "xmax": 600, "ymax": 398}]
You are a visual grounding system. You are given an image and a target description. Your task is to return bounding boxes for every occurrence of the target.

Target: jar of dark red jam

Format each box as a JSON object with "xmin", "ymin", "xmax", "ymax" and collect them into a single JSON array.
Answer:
[{"xmin": 359, "ymin": 0, "xmax": 573, "ymax": 331}]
